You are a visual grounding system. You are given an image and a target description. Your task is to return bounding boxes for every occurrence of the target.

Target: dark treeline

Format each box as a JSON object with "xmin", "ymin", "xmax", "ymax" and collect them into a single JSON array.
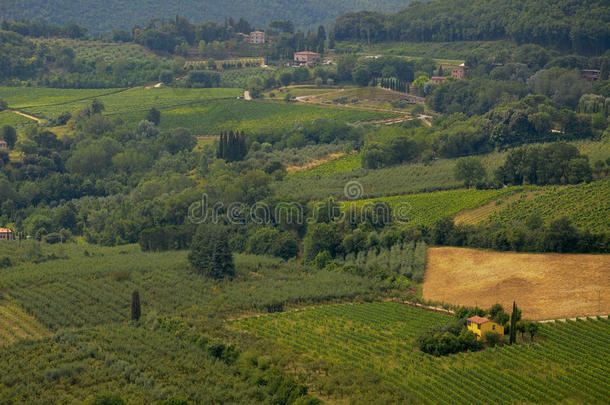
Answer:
[
  {"xmin": 330, "ymin": 0, "xmax": 610, "ymax": 55},
  {"xmin": 1, "ymin": 20, "xmax": 87, "ymax": 39},
  {"xmin": 217, "ymin": 131, "xmax": 248, "ymax": 162},
  {"xmin": 134, "ymin": 15, "xmax": 326, "ymax": 58},
  {"xmin": 431, "ymin": 216, "xmax": 609, "ymax": 254}
]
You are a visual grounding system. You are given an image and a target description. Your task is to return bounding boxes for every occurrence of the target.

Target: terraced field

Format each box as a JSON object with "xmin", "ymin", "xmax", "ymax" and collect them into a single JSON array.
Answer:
[
  {"xmin": 0, "ymin": 299, "xmax": 50, "ymax": 345},
  {"xmin": 235, "ymin": 302, "xmax": 610, "ymax": 404}
]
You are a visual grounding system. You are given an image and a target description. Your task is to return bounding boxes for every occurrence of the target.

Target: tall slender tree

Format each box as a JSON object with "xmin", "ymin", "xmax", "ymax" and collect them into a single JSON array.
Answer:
[
  {"xmin": 509, "ymin": 301, "xmax": 518, "ymax": 344},
  {"xmin": 131, "ymin": 291, "xmax": 141, "ymax": 322}
]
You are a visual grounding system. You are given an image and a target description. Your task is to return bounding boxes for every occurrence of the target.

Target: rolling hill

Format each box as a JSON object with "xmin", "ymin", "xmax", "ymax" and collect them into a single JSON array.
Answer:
[{"xmin": 0, "ymin": 0, "xmax": 412, "ymax": 33}]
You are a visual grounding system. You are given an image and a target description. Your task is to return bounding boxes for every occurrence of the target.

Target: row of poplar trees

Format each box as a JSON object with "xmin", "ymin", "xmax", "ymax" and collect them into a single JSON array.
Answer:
[
  {"xmin": 217, "ymin": 131, "xmax": 248, "ymax": 162},
  {"xmin": 376, "ymin": 77, "xmax": 409, "ymax": 93}
]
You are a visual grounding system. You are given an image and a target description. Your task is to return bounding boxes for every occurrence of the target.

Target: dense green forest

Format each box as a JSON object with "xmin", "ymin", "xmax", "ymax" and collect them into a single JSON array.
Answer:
[
  {"xmin": 0, "ymin": 0, "xmax": 411, "ymax": 33},
  {"xmin": 331, "ymin": 0, "xmax": 610, "ymax": 54}
]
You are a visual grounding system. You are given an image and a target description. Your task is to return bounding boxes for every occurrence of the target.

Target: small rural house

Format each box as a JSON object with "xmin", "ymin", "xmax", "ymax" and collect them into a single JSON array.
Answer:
[
  {"xmin": 430, "ymin": 76, "xmax": 447, "ymax": 84},
  {"xmin": 0, "ymin": 140, "xmax": 8, "ymax": 150},
  {"xmin": 294, "ymin": 51, "xmax": 320, "ymax": 66},
  {"xmin": 0, "ymin": 227, "xmax": 14, "ymax": 240},
  {"xmin": 467, "ymin": 316, "xmax": 504, "ymax": 340}
]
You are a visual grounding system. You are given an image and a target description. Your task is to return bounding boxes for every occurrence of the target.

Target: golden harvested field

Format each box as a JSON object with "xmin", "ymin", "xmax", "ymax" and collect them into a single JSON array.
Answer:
[{"xmin": 423, "ymin": 247, "xmax": 610, "ymax": 320}]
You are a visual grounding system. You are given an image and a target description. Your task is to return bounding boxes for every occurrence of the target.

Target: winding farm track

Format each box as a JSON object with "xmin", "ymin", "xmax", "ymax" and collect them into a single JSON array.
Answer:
[
  {"xmin": 10, "ymin": 110, "xmax": 42, "ymax": 123},
  {"xmin": 295, "ymin": 88, "xmax": 430, "ymax": 126}
]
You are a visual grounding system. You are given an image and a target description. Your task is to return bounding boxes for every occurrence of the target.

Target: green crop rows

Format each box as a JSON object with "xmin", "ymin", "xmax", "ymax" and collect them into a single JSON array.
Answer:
[
  {"xmin": 0, "ymin": 87, "xmax": 124, "ymax": 110},
  {"xmin": 13, "ymin": 87, "xmax": 241, "ymax": 118},
  {"xmin": 152, "ymin": 100, "xmax": 396, "ymax": 134},
  {"xmin": 34, "ymin": 38, "xmax": 155, "ymax": 62},
  {"xmin": 347, "ymin": 187, "xmax": 521, "ymax": 226},
  {"xmin": 0, "ymin": 325, "xmax": 262, "ymax": 403},
  {"xmin": 235, "ymin": 302, "xmax": 610, "ymax": 404},
  {"xmin": 0, "ymin": 244, "xmax": 385, "ymax": 330},
  {"xmin": 488, "ymin": 178, "xmax": 610, "ymax": 233},
  {"xmin": 0, "ymin": 87, "xmax": 396, "ymax": 134}
]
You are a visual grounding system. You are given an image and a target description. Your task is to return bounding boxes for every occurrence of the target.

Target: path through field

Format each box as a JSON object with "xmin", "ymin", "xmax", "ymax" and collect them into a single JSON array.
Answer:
[
  {"xmin": 10, "ymin": 110, "xmax": 42, "ymax": 123},
  {"xmin": 423, "ymin": 247, "xmax": 610, "ymax": 320},
  {"xmin": 295, "ymin": 88, "xmax": 416, "ymax": 125}
]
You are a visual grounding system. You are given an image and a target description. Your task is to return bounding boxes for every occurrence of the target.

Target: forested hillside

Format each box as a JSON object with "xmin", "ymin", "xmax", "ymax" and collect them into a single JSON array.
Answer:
[
  {"xmin": 331, "ymin": 0, "xmax": 610, "ymax": 54},
  {"xmin": 0, "ymin": 0, "xmax": 411, "ymax": 33}
]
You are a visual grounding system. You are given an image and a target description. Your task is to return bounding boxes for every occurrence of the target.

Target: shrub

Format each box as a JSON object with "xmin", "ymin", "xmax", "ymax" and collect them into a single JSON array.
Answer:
[
  {"xmin": 264, "ymin": 300, "xmax": 285, "ymax": 313},
  {"xmin": 188, "ymin": 225, "xmax": 235, "ymax": 279},
  {"xmin": 484, "ymin": 331, "xmax": 502, "ymax": 346},
  {"xmin": 0, "ymin": 256, "xmax": 12, "ymax": 269}
]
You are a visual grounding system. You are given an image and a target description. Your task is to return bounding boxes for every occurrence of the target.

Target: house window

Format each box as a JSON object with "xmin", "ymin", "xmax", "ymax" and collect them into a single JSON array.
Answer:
[
  {"xmin": 477, "ymin": 324, "xmax": 480, "ymax": 330},
  {"xmin": 492, "ymin": 325, "xmax": 495, "ymax": 330}
]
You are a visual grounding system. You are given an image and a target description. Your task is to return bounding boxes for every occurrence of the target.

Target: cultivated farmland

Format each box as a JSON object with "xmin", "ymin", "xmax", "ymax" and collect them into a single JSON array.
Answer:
[
  {"xmin": 0, "ymin": 298, "xmax": 50, "ymax": 345},
  {"xmin": 423, "ymin": 247, "xmax": 610, "ymax": 320},
  {"xmin": 347, "ymin": 187, "xmax": 521, "ymax": 226},
  {"xmin": 235, "ymin": 301, "xmax": 610, "ymax": 404}
]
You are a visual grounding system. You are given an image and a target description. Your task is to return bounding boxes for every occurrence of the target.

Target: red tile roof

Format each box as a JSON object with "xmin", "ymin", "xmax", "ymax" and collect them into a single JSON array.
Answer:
[
  {"xmin": 295, "ymin": 51, "xmax": 319, "ymax": 55},
  {"xmin": 467, "ymin": 316, "xmax": 490, "ymax": 324}
]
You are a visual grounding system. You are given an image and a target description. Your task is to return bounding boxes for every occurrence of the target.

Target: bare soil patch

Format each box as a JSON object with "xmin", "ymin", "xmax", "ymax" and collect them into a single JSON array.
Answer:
[
  {"xmin": 423, "ymin": 247, "xmax": 610, "ymax": 320},
  {"xmin": 285, "ymin": 152, "xmax": 345, "ymax": 173}
]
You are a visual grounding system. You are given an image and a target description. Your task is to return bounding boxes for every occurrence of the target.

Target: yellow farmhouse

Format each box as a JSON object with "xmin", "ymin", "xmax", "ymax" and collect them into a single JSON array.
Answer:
[{"xmin": 467, "ymin": 316, "xmax": 504, "ymax": 340}]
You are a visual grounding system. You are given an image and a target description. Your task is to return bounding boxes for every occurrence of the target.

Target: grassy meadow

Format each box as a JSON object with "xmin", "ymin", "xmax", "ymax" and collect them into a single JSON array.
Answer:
[{"xmin": 0, "ymin": 86, "xmax": 398, "ymax": 134}]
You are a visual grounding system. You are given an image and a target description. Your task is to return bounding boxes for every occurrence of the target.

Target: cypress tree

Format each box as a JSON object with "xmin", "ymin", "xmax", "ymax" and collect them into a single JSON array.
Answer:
[
  {"xmin": 509, "ymin": 301, "xmax": 517, "ymax": 344},
  {"xmin": 131, "ymin": 291, "xmax": 141, "ymax": 322},
  {"xmin": 217, "ymin": 132, "xmax": 225, "ymax": 159},
  {"xmin": 600, "ymin": 58, "xmax": 609, "ymax": 81}
]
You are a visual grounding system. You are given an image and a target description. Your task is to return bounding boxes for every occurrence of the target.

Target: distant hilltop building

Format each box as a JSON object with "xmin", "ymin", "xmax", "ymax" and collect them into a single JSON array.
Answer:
[
  {"xmin": 0, "ymin": 140, "xmax": 7, "ymax": 150},
  {"xmin": 581, "ymin": 70, "xmax": 600, "ymax": 81},
  {"xmin": 451, "ymin": 63, "xmax": 467, "ymax": 79},
  {"xmin": 294, "ymin": 51, "xmax": 321, "ymax": 66},
  {"xmin": 248, "ymin": 31, "xmax": 266, "ymax": 44},
  {"xmin": 237, "ymin": 31, "xmax": 266, "ymax": 44},
  {"xmin": 0, "ymin": 227, "xmax": 14, "ymax": 240}
]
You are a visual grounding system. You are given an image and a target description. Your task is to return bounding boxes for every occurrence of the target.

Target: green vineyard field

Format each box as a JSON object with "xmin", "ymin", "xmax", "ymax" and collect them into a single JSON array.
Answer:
[
  {"xmin": 488, "ymin": 178, "xmax": 610, "ymax": 233},
  {"xmin": 235, "ymin": 302, "xmax": 610, "ymax": 404},
  {"xmin": 0, "ymin": 299, "xmax": 50, "ymax": 346},
  {"xmin": 0, "ymin": 244, "xmax": 385, "ymax": 330},
  {"xmin": 347, "ymin": 187, "xmax": 521, "ymax": 226}
]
